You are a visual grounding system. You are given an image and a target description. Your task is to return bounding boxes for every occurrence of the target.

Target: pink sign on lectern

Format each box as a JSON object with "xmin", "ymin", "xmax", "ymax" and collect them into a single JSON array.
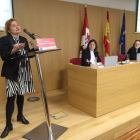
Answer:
[{"xmin": 36, "ymin": 38, "xmax": 57, "ymax": 51}]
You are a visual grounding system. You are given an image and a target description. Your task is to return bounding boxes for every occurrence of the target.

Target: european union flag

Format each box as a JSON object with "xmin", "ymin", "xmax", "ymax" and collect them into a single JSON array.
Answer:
[{"xmin": 119, "ymin": 13, "xmax": 126, "ymax": 55}]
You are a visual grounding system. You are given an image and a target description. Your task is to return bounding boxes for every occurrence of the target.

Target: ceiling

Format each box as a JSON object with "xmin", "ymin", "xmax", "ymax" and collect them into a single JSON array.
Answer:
[{"xmin": 59, "ymin": 0, "xmax": 137, "ymax": 11}]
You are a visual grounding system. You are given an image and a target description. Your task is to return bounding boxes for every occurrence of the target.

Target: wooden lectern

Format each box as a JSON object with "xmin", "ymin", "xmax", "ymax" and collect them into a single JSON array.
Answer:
[{"xmin": 68, "ymin": 62, "xmax": 140, "ymax": 117}]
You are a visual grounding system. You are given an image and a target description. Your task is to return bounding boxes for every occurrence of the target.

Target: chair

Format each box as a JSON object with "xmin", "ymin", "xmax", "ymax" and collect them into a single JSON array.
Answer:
[
  {"xmin": 116, "ymin": 54, "xmax": 125, "ymax": 61},
  {"xmin": 70, "ymin": 58, "xmax": 81, "ymax": 66},
  {"xmin": 99, "ymin": 56, "xmax": 104, "ymax": 64}
]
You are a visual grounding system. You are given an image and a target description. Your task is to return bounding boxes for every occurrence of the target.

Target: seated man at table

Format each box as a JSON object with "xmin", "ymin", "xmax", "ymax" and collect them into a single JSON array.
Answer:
[
  {"xmin": 127, "ymin": 40, "xmax": 140, "ymax": 60},
  {"xmin": 81, "ymin": 39, "xmax": 102, "ymax": 66}
]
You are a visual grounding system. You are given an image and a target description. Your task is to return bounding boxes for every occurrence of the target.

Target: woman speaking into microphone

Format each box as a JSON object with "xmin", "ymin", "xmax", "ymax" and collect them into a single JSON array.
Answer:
[{"xmin": 0, "ymin": 18, "xmax": 39, "ymax": 138}]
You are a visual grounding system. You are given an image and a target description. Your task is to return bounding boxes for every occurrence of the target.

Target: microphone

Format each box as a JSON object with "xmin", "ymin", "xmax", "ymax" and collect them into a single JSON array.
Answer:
[
  {"xmin": 23, "ymin": 29, "xmax": 35, "ymax": 40},
  {"xmin": 112, "ymin": 53, "xmax": 123, "ymax": 65}
]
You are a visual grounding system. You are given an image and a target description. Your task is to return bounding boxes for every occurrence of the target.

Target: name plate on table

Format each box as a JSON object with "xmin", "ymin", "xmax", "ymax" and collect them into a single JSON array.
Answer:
[
  {"xmin": 137, "ymin": 53, "xmax": 140, "ymax": 62},
  {"xmin": 104, "ymin": 56, "xmax": 118, "ymax": 67},
  {"xmin": 36, "ymin": 38, "xmax": 57, "ymax": 51}
]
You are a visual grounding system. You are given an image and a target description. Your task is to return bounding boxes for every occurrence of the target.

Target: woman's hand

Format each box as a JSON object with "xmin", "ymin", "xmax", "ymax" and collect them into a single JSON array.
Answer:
[
  {"xmin": 33, "ymin": 45, "xmax": 39, "ymax": 51},
  {"xmin": 98, "ymin": 62, "xmax": 102, "ymax": 66},
  {"xmin": 11, "ymin": 43, "xmax": 25, "ymax": 54},
  {"xmin": 86, "ymin": 59, "xmax": 90, "ymax": 63}
]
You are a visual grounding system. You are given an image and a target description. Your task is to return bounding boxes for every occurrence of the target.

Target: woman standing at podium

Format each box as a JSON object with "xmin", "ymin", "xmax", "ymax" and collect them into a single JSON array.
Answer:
[
  {"xmin": 81, "ymin": 39, "xmax": 102, "ymax": 66},
  {"xmin": 127, "ymin": 40, "xmax": 140, "ymax": 60},
  {"xmin": 0, "ymin": 18, "xmax": 39, "ymax": 138}
]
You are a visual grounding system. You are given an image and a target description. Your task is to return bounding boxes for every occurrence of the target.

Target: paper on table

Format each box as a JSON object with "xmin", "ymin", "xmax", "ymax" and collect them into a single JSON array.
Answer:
[
  {"xmin": 98, "ymin": 66, "xmax": 104, "ymax": 68},
  {"xmin": 118, "ymin": 61, "xmax": 135, "ymax": 64}
]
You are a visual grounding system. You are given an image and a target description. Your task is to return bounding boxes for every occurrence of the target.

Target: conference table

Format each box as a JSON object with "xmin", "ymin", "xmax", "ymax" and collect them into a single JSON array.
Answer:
[{"xmin": 68, "ymin": 61, "xmax": 140, "ymax": 117}]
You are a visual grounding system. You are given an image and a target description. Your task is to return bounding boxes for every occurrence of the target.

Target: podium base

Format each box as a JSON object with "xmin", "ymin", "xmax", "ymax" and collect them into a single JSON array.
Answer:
[{"xmin": 23, "ymin": 122, "xmax": 68, "ymax": 140}]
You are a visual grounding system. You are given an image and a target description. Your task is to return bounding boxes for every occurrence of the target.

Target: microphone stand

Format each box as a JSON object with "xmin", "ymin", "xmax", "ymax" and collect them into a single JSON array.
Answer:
[
  {"xmin": 112, "ymin": 53, "xmax": 123, "ymax": 65},
  {"xmin": 32, "ymin": 33, "xmax": 42, "ymax": 39},
  {"xmin": 118, "ymin": 57, "xmax": 123, "ymax": 65},
  {"xmin": 27, "ymin": 33, "xmax": 42, "ymax": 102}
]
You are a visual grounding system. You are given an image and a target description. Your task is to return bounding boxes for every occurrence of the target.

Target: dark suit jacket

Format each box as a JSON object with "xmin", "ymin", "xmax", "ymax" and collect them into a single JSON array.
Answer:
[
  {"xmin": 127, "ymin": 46, "xmax": 140, "ymax": 60},
  {"xmin": 81, "ymin": 49, "xmax": 101, "ymax": 66},
  {"xmin": 0, "ymin": 34, "xmax": 34, "ymax": 80}
]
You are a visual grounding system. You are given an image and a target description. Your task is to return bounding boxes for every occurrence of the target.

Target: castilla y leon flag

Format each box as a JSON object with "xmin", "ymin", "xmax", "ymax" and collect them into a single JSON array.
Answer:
[
  {"xmin": 79, "ymin": 4, "xmax": 90, "ymax": 57},
  {"xmin": 104, "ymin": 11, "xmax": 110, "ymax": 56}
]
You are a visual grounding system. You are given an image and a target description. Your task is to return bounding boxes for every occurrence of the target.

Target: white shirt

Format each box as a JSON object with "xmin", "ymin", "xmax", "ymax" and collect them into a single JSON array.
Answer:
[
  {"xmin": 90, "ymin": 50, "xmax": 96, "ymax": 65},
  {"xmin": 90, "ymin": 50, "xmax": 99, "ymax": 65}
]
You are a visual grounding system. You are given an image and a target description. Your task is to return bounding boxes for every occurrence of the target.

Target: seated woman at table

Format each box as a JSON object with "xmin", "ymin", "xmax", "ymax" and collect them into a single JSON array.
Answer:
[
  {"xmin": 127, "ymin": 40, "xmax": 140, "ymax": 60},
  {"xmin": 81, "ymin": 39, "xmax": 102, "ymax": 66}
]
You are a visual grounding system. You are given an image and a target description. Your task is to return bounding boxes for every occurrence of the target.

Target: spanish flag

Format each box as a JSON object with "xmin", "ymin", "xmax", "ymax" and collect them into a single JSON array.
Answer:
[{"xmin": 104, "ymin": 11, "xmax": 110, "ymax": 56}]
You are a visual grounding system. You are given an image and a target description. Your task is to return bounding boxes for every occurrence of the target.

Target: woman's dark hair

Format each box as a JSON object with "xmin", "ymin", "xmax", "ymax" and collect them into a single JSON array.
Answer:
[
  {"xmin": 133, "ymin": 40, "xmax": 140, "ymax": 47},
  {"xmin": 86, "ymin": 39, "xmax": 98, "ymax": 52}
]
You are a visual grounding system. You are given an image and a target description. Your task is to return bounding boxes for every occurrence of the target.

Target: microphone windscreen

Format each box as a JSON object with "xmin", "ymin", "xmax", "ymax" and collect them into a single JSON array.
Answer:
[
  {"xmin": 23, "ymin": 29, "xmax": 27, "ymax": 33},
  {"xmin": 23, "ymin": 28, "xmax": 35, "ymax": 40}
]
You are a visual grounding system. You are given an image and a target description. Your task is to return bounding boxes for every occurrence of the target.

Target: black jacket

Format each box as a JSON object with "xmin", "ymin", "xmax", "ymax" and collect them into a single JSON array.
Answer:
[
  {"xmin": 81, "ymin": 49, "xmax": 101, "ymax": 66},
  {"xmin": 0, "ymin": 34, "xmax": 34, "ymax": 80},
  {"xmin": 127, "ymin": 46, "xmax": 140, "ymax": 60}
]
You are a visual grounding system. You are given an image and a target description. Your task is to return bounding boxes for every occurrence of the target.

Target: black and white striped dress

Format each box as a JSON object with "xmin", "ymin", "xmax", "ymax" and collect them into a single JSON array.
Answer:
[{"xmin": 6, "ymin": 37, "xmax": 35, "ymax": 97}]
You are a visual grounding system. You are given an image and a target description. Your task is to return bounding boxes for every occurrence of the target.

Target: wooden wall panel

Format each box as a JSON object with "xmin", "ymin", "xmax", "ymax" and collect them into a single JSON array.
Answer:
[{"xmin": 0, "ymin": 0, "xmax": 140, "ymax": 101}]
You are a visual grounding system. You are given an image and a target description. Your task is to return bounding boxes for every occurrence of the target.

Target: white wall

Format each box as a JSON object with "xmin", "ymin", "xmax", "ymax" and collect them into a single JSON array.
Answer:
[{"xmin": 59, "ymin": 0, "xmax": 137, "ymax": 11}]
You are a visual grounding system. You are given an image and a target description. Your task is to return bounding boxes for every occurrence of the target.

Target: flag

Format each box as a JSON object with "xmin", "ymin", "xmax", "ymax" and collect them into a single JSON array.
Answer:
[
  {"xmin": 80, "ymin": 4, "xmax": 90, "ymax": 57},
  {"xmin": 104, "ymin": 11, "xmax": 110, "ymax": 56},
  {"xmin": 119, "ymin": 13, "xmax": 126, "ymax": 55}
]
